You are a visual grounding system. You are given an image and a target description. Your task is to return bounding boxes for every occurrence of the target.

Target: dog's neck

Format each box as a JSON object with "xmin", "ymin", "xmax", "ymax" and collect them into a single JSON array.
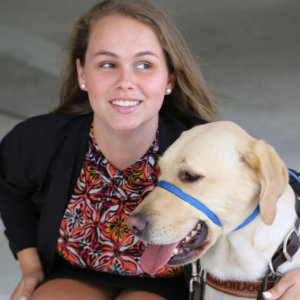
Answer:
[{"xmin": 200, "ymin": 185, "xmax": 298, "ymax": 281}]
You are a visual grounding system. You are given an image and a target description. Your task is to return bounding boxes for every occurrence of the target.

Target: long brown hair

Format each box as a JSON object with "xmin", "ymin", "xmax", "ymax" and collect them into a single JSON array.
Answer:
[{"xmin": 55, "ymin": 0, "xmax": 221, "ymax": 122}]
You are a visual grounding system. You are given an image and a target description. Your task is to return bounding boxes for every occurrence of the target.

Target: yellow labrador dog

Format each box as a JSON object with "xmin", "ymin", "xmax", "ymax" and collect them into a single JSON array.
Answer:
[{"xmin": 127, "ymin": 121, "xmax": 300, "ymax": 299}]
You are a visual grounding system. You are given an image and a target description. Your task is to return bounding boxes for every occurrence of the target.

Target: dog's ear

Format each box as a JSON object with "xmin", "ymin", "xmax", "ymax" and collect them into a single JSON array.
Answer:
[{"xmin": 242, "ymin": 140, "xmax": 288, "ymax": 225}]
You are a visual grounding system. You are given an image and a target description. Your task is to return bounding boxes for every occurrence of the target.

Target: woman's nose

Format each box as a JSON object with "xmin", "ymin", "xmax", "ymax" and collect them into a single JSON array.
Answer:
[{"xmin": 117, "ymin": 67, "xmax": 135, "ymax": 90}]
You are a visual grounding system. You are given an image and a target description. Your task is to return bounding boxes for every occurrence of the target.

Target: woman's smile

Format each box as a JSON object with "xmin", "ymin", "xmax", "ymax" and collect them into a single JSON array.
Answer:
[{"xmin": 110, "ymin": 98, "xmax": 142, "ymax": 114}]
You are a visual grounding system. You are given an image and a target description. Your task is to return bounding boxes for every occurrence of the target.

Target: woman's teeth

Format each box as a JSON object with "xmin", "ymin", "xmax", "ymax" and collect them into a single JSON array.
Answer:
[{"xmin": 111, "ymin": 100, "xmax": 140, "ymax": 107}]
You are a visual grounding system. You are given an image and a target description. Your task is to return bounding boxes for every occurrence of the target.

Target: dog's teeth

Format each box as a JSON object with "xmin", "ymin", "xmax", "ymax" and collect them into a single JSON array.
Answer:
[
  {"xmin": 191, "ymin": 230, "xmax": 196, "ymax": 237},
  {"xmin": 173, "ymin": 248, "xmax": 179, "ymax": 255},
  {"xmin": 197, "ymin": 223, "xmax": 201, "ymax": 230},
  {"xmin": 185, "ymin": 236, "xmax": 191, "ymax": 242}
]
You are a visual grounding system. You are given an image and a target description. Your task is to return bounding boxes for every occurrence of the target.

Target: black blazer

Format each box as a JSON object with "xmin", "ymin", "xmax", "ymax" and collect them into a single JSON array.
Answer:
[{"xmin": 0, "ymin": 109, "xmax": 206, "ymax": 273}]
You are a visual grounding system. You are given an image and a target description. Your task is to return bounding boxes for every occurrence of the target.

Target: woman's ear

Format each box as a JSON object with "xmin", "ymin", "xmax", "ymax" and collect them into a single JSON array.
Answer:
[
  {"xmin": 76, "ymin": 58, "xmax": 86, "ymax": 90},
  {"xmin": 167, "ymin": 72, "xmax": 176, "ymax": 91}
]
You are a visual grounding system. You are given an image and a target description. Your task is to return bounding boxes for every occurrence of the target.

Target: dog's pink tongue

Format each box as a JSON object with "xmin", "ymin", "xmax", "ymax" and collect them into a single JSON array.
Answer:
[{"xmin": 140, "ymin": 242, "xmax": 178, "ymax": 275}]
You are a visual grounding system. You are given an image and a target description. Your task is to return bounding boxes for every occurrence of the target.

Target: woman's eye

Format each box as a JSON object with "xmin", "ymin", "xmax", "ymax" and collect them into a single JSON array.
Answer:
[
  {"xmin": 100, "ymin": 62, "xmax": 115, "ymax": 68},
  {"xmin": 136, "ymin": 62, "xmax": 151, "ymax": 70}
]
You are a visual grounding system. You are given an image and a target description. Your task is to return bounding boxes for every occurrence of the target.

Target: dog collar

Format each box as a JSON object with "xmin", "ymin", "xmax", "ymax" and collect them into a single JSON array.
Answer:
[{"xmin": 157, "ymin": 180, "xmax": 260, "ymax": 231}]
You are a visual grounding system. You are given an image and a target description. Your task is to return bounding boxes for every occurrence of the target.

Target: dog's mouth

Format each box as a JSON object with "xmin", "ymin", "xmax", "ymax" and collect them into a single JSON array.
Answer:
[
  {"xmin": 168, "ymin": 221, "xmax": 209, "ymax": 265},
  {"xmin": 140, "ymin": 221, "xmax": 209, "ymax": 275}
]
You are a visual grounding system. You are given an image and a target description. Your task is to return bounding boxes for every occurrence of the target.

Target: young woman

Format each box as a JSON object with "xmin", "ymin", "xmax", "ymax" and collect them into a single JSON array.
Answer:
[{"xmin": 0, "ymin": 1, "xmax": 299, "ymax": 299}]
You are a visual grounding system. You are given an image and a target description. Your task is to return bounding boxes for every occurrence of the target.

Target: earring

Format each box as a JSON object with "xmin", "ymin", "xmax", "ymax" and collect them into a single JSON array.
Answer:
[
  {"xmin": 81, "ymin": 83, "xmax": 86, "ymax": 89},
  {"xmin": 166, "ymin": 88, "xmax": 172, "ymax": 94}
]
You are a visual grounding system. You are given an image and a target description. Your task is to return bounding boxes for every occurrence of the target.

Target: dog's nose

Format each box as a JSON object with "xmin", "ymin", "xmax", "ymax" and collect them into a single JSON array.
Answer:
[{"xmin": 127, "ymin": 214, "xmax": 149, "ymax": 236}]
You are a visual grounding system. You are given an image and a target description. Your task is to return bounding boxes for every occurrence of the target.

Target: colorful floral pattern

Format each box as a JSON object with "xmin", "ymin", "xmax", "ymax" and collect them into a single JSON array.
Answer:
[{"xmin": 57, "ymin": 125, "xmax": 182, "ymax": 277}]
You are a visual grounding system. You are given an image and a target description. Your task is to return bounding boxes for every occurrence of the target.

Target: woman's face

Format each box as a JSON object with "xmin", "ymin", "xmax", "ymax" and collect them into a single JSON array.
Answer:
[{"xmin": 77, "ymin": 14, "xmax": 175, "ymax": 133}]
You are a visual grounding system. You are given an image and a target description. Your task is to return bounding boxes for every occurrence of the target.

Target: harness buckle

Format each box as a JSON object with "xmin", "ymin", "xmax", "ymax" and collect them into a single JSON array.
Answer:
[
  {"xmin": 268, "ymin": 259, "xmax": 276, "ymax": 276},
  {"xmin": 189, "ymin": 260, "xmax": 206, "ymax": 300},
  {"xmin": 283, "ymin": 223, "xmax": 300, "ymax": 262},
  {"xmin": 189, "ymin": 260, "xmax": 206, "ymax": 288},
  {"xmin": 189, "ymin": 261, "xmax": 201, "ymax": 292},
  {"xmin": 268, "ymin": 263, "xmax": 282, "ymax": 278},
  {"xmin": 189, "ymin": 276, "xmax": 200, "ymax": 293}
]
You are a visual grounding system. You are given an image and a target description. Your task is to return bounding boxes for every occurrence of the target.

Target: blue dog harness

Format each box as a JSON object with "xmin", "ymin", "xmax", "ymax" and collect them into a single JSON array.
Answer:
[
  {"xmin": 157, "ymin": 180, "xmax": 223, "ymax": 227},
  {"xmin": 157, "ymin": 170, "xmax": 300, "ymax": 231},
  {"xmin": 157, "ymin": 180, "xmax": 259, "ymax": 231},
  {"xmin": 179, "ymin": 169, "xmax": 300, "ymax": 299},
  {"xmin": 289, "ymin": 169, "xmax": 300, "ymax": 184}
]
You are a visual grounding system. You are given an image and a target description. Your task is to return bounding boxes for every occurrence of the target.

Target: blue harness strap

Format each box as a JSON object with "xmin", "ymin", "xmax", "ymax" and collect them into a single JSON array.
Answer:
[
  {"xmin": 157, "ymin": 181, "xmax": 222, "ymax": 226},
  {"xmin": 233, "ymin": 205, "xmax": 260, "ymax": 231},
  {"xmin": 289, "ymin": 170, "xmax": 300, "ymax": 183},
  {"xmin": 157, "ymin": 180, "xmax": 260, "ymax": 231}
]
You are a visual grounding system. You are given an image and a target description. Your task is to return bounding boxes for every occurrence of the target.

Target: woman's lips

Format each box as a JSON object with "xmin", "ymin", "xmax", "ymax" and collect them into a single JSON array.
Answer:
[{"xmin": 110, "ymin": 99, "xmax": 142, "ymax": 114}]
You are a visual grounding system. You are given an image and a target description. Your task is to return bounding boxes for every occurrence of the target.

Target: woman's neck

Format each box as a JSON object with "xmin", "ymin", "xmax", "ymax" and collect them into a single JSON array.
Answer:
[{"xmin": 93, "ymin": 119, "xmax": 158, "ymax": 171}]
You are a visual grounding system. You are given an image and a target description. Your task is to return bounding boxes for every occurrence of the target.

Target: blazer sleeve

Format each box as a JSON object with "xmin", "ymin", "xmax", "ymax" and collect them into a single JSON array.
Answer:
[{"xmin": 0, "ymin": 126, "xmax": 39, "ymax": 256}]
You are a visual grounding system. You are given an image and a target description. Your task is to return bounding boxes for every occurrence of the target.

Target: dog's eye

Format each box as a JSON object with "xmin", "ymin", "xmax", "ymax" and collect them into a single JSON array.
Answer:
[{"xmin": 179, "ymin": 171, "xmax": 202, "ymax": 182}]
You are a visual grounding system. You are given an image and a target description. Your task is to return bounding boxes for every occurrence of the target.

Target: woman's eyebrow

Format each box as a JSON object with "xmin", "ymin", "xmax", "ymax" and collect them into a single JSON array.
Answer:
[
  {"xmin": 134, "ymin": 51, "xmax": 159, "ymax": 58},
  {"xmin": 93, "ymin": 50, "xmax": 159, "ymax": 59},
  {"xmin": 93, "ymin": 50, "xmax": 118, "ymax": 58}
]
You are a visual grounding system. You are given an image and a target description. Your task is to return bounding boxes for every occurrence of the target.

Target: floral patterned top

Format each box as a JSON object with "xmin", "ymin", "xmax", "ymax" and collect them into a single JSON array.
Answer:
[{"xmin": 57, "ymin": 125, "xmax": 182, "ymax": 277}]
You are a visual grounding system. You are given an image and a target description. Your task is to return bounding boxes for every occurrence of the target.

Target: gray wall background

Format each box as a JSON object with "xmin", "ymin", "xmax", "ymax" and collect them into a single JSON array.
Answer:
[{"xmin": 0, "ymin": 0, "xmax": 299, "ymax": 298}]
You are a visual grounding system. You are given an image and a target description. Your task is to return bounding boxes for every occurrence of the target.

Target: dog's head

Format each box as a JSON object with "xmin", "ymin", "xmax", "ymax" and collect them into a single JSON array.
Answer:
[{"xmin": 127, "ymin": 121, "xmax": 288, "ymax": 274}]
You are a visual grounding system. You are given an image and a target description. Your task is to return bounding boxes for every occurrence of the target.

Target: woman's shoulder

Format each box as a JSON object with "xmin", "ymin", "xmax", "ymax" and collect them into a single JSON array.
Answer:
[
  {"xmin": 12, "ymin": 112, "xmax": 92, "ymax": 141},
  {"xmin": 159, "ymin": 107, "xmax": 207, "ymax": 155},
  {"xmin": 160, "ymin": 106, "xmax": 207, "ymax": 131}
]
